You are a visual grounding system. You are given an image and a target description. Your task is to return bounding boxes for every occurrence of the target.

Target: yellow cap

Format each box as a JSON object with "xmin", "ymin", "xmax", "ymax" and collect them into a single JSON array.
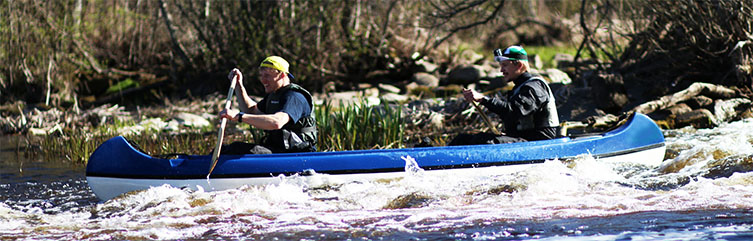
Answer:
[{"xmin": 260, "ymin": 56, "xmax": 290, "ymax": 74}]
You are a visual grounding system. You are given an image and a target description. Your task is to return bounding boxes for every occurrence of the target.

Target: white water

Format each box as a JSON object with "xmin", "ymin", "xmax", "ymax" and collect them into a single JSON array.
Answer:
[{"xmin": 3, "ymin": 119, "xmax": 753, "ymax": 240}]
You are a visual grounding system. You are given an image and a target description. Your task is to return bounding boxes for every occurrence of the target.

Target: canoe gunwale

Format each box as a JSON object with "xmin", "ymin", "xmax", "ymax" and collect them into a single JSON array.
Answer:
[
  {"xmin": 86, "ymin": 113, "xmax": 667, "ymax": 200},
  {"xmin": 86, "ymin": 142, "xmax": 666, "ymax": 180}
]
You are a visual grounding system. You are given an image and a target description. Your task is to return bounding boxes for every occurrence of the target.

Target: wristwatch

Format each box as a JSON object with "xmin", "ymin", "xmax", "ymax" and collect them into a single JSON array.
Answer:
[{"xmin": 237, "ymin": 112, "xmax": 245, "ymax": 123}]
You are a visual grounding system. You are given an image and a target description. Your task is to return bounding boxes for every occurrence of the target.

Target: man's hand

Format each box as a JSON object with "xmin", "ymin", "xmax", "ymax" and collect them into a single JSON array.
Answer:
[
  {"xmin": 462, "ymin": 88, "xmax": 485, "ymax": 103},
  {"xmin": 218, "ymin": 108, "xmax": 241, "ymax": 122},
  {"xmin": 228, "ymin": 68, "xmax": 243, "ymax": 85}
]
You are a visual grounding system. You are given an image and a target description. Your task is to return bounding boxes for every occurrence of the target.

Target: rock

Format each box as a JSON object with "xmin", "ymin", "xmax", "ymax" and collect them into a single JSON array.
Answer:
[
  {"xmin": 458, "ymin": 50, "xmax": 485, "ymax": 65},
  {"xmin": 544, "ymin": 68, "xmax": 572, "ymax": 85},
  {"xmin": 325, "ymin": 91, "xmax": 361, "ymax": 106},
  {"xmin": 486, "ymin": 68, "xmax": 504, "ymax": 78},
  {"xmin": 117, "ymin": 125, "xmax": 146, "ymax": 136},
  {"xmin": 139, "ymin": 118, "xmax": 168, "ymax": 131},
  {"xmin": 713, "ymin": 98, "xmax": 752, "ymax": 123},
  {"xmin": 378, "ymin": 83, "xmax": 401, "ymax": 94},
  {"xmin": 488, "ymin": 76, "xmax": 507, "ymax": 89},
  {"xmin": 380, "ymin": 93, "xmax": 409, "ymax": 103},
  {"xmin": 405, "ymin": 82, "xmax": 436, "ymax": 99},
  {"xmin": 115, "ymin": 117, "xmax": 167, "ymax": 135},
  {"xmin": 589, "ymin": 73, "xmax": 628, "ymax": 114},
  {"xmin": 29, "ymin": 127, "xmax": 48, "ymax": 136},
  {"xmin": 553, "ymin": 53, "xmax": 575, "ymax": 69},
  {"xmin": 415, "ymin": 60, "xmax": 439, "ymax": 73},
  {"xmin": 675, "ymin": 109, "xmax": 718, "ymax": 129},
  {"xmin": 363, "ymin": 87, "xmax": 380, "ymax": 98},
  {"xmin": 434, "ymin": 85, "xmax": 464, "ymax": 98},
  {"xmin": 165, "ymin": 120, "xmax": 181, "ymax": 132},
  {"xmin": 200, "ymin": 113, "xmax": 216, "ymax": 122},
  {"xmin": 447, "ymin": 65, "xmax": 484, "ymax": 85},
  {"xmin": 324, "ymin": 91, "xmax": 381, "ymax": 107},
  {"xmin": 529, "ymin": 54, "xmax": 544, "ymax": 70},
  {"xmin": 485, "ymin": 68, "xmax": 507, "ymax": 89},
  {"xmin": 405, "ymin": 82, "xmax": 420, "ymax": 93},
  {"xmin": 174, "ymin": 112, "xmax": 210, "ymax": 128},
  {"xmin": 357, "ymin": 83, "xmax": 373, "ymax": 90},
  {"xmin": 411, "ymin": 72, "xmax": 439, "ymax": 87}
]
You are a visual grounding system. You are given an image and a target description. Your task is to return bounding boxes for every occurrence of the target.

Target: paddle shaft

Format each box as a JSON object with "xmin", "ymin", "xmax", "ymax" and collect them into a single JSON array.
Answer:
[
  {"xmin": 470, "ymin": 100, "xmax": 501, "ymax": 135},
  {"xmin": 208, "ymin": 78, "xmax": 238, "ymax": 177}
]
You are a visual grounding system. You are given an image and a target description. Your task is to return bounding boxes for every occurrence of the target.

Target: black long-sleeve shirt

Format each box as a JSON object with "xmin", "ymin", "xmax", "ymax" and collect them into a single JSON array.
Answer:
[{"xmin": 481, "ymin": 72, "xmax": 558, "ymax": 141}]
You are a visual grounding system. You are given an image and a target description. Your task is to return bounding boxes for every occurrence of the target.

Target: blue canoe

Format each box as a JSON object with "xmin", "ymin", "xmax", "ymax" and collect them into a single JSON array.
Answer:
[{"xmin": 86, "ymin": 113, "xmax": 666, "ymax": 200}]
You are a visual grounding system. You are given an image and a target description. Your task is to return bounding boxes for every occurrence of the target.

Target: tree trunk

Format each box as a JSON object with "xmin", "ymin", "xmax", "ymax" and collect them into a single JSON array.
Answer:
[
  {"xmin": 158, "ymin": 0, "xmax": 195, "ymax": 73},
  {"xmin": 632, "ymin": 82, "xmax": 737, "ymax": 115}
]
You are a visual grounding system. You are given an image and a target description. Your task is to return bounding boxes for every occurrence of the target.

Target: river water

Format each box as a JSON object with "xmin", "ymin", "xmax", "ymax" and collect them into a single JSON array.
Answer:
[{"xmin": 2, "ymin": 118, "xmax": 753, "ymax": 240}]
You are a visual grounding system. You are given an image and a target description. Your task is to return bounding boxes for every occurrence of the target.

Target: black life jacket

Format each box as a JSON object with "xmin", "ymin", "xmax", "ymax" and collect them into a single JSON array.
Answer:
[
  {"xmin": 261, "ymin": 83, "xmax": 318, "ymax": 152},
  {"xmin": 509, "ymin": 75, "xmax": 559, "ymax": 131}
]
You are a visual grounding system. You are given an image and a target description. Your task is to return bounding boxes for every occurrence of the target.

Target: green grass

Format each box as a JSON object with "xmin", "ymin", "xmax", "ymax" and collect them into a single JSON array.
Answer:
[
  {"xmin": 31, "ymin": 99, "xmax": 410, "ymax": 163},
  {"xmin": 525, "ymin": 44, "xmax": 618, "ymax": 69},
  {"xmin": 105, "ymin": 78, "xmax": 140, "ymax": 95},
  {"xmin": 316, "ymin": 99, "xmax": 405, "ymax": 151},
  {"xmin": 524, "ymin": 45, "xmax": 578, "ymax": 69}
]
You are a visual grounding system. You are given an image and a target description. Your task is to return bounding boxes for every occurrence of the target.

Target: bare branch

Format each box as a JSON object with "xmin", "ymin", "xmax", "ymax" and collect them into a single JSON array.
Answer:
[{"xmin": 430, "ymin": 0, "xmax": 505, "ymax": 49}]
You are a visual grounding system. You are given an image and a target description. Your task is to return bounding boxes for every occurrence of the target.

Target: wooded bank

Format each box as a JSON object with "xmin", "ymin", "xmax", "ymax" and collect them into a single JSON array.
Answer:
[{"xmin": 1, "ymin": 0, "xmax": 752, "ymax": 135}]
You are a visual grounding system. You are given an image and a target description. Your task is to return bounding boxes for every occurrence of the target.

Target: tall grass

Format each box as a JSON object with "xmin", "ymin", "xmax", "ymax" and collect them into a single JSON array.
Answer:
[
  {"xmin": 33, "ymin": 99, "xmax": 408, "ymax": 163},
  {"xmin": 316, "ymin": 100, "xmax": 405, "ymax": 151},
  {"xmin": 37, "ymin": 128, "xmax": 226, "ymax": 163}
]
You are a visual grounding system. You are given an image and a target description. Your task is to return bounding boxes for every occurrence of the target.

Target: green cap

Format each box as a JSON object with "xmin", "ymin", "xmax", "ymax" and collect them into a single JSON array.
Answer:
[{"xmin": 494, "ymin": 46, "xmax": 528, "ymax": 62}]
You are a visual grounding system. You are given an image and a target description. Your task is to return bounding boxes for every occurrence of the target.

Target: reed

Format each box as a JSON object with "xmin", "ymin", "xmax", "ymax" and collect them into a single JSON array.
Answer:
[
  {"xmin": 33, "ymin": 99, "xmax": 409, "ymax": 162},
  {"xmin": 315, "ymin": 99, "xmax": 405, "ymax": 151}
]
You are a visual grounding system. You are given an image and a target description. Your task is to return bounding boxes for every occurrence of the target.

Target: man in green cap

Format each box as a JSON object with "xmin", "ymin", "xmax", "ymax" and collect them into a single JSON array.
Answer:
[
  {"xmin": 449, "ymin": 45, "xmax": 559, "ymax": 145},
  {"xmin": 219, "ymin": 56, "xmax": 318, "ymax": 154}
]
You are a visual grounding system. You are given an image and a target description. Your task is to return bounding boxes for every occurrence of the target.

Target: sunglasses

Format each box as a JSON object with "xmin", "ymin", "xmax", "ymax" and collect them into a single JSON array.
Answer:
[{"xmin": 493, "ymin": 48, "xmax": 506, "ymax": 62}]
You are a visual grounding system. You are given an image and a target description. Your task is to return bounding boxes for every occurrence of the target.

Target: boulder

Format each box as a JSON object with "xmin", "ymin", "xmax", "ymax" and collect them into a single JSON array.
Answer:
[
  {"xmin": 529, "ymin": 54, "xmax": 544, "ymax": 70},
  {"xmin": 544, "ymin": 68, "xmax": 572, "ymax": 85},
  {"xmin": 447, "ymin": 65, "xmax": 484, "ymax": 85},
  {"xmin": 675, "ymin": 109, "xmax": 718, "ymax": 129},
  {"xmin": 325, "ymin": 91, "xmax": 381, "ymax": 107},
  {"xmin": 411, "ymin": 72, "xmax": 440, "ymax": 87},
  {"xmin": 415, "ymin": 60, "xmax": 439, "ymax": 73},
  {"xmin": 139, "ymin": 118, "xmax": 168, "ymax": 131},
  {"xmin": 553, "ymin": 53, "xmax": 575, "ymax": 69},
  {"xmin": 378, "ymin": 83, "xmax": 401, "ymax": 94},
  {"xmin": 363, "ymin": 87, "xmax": 380, "ymax": 98},
  {"xmin": 29, "ymin": 127, "xmax": 48, "ymax": 136},
  {"xmin": 380, "ymin": 93, "xmax": 409, "ymax": 103},
  {"xmin": 458, "ymin": 50, "xmax": 485, "ymax": 65},
  {"xmin": 174, "ymin": 112, "xmax": 210, "ymax": 128},
  {"xmin": 589, "ymin": 73, "xmax": 628, "ymax": 114},
  {"xmin": 488, "ymin": 76, "xmax": 508, "ymax": 89},
  {"xmin": 434, "ymin": 84, "xmax": 464, "ymax": 98}
]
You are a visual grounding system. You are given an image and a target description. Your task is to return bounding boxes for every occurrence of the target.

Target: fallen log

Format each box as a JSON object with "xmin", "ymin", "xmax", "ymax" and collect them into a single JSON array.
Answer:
[{"xmin": 632, "ymin": 82, "xmax": 737, "ymax": 115}]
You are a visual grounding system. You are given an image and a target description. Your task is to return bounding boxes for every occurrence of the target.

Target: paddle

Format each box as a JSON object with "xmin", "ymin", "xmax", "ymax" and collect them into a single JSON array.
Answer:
[
  {"xmin": 469, "ymin": 100, "xmax": 501, "ymax": 135},
  {"xmin": 207, "ymin": 69, "xmax": 239, "ymax": 178}
]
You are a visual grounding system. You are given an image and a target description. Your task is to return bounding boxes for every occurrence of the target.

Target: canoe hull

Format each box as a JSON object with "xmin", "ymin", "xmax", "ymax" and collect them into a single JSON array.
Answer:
[{"xmin": 86, "ymin": 113, "xmax": 666, "ymax": 200}]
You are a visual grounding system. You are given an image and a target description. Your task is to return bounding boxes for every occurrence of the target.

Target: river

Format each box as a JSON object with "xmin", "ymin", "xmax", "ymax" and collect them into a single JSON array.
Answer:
[{"xmin": 2, "ymin": 118, "xmax": 753, "ymax": 240}]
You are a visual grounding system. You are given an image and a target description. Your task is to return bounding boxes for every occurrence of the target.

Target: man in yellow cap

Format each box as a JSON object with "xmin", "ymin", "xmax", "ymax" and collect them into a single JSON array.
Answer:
[{"xmin": 219, "ymin": 56, "xmax": 318, "ymax": 154}]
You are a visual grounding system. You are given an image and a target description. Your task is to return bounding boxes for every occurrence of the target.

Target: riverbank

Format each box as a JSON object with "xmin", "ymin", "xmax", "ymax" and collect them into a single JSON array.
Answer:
[{"xmin": 2, "ymin": 48, "xmax": 752, "ymax": 163}]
